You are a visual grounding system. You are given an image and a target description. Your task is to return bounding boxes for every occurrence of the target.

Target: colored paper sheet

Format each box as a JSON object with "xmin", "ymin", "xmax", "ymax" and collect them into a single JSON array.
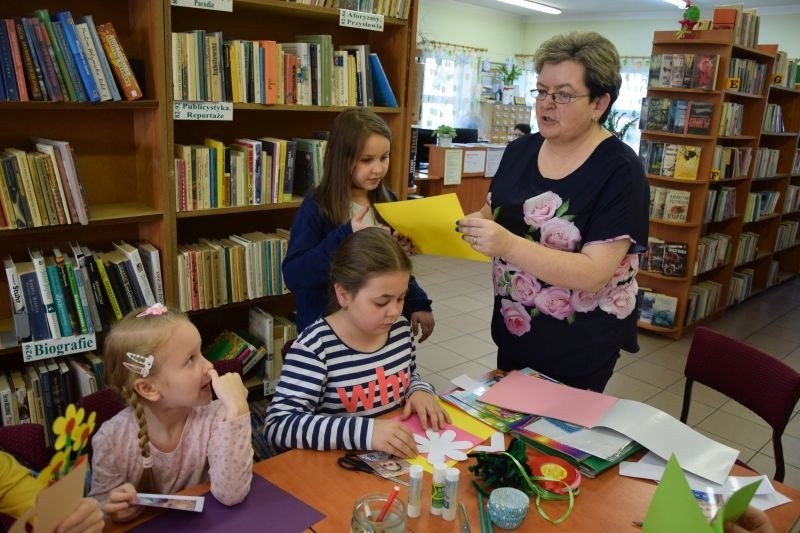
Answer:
[
  {"xmin": 643, "ymin": 455, "xmax": 760, "ymax": 533},
  {"xmin": 133, "ymin": 473, "xmax": 325, "ymax": 532},
  {"xmin": 400, "ymin": 401, "xmax": 494, "ymax": 473},
  {"xmin": 374, "ymin": 194, "xmax": 489, "ymax": 262},
  {"xmin": 478, "ymin": 370, "xmax": 618, "ymax": 428}
]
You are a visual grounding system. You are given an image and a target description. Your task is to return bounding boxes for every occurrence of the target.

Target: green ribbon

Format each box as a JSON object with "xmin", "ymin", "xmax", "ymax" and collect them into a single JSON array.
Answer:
[{"xmin": 500, "ymin": 451, "xmax": 575, "ymax": 525}]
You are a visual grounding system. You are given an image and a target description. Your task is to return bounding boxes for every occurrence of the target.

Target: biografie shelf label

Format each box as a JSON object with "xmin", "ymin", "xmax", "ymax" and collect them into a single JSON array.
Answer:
[{"xmin": 23, "ymin": 333, "xmax": 97, "ymax": 362}]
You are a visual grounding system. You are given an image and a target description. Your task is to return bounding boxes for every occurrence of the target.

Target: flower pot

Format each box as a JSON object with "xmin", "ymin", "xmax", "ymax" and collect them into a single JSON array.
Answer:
[{"xmin": 437, "ymin": 135, "xmax": 453, "ymax": 147}]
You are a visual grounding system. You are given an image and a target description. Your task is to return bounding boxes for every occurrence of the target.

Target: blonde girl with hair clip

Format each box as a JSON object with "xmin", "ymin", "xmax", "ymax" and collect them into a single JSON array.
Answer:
[
  {"xmin": 282, "ymin": 108, "xmax": 436, "ymax": 342},
  {"xmin": 88, "ymin": 304, "xmax": 252, "ymax": 522},
  {"xmin": 267, "ymin": 228, "xmax": 450, "ymax": 456}
]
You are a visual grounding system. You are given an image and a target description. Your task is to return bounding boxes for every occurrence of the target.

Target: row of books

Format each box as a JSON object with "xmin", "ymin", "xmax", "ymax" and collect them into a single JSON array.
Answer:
[
  {"xmin": 734, "ymin": 232, "xmax": 759, "ymax": 266},
  {"xmin": 0, "ymin": 138, "xmax": 89, "ymax": 230},
  {"xmin": 641, "ymin": 239, "xmax": 689, "ymax": 278},
  {"xmin": 685, "ymin": 280, "xmax": 723, "ymax": 326},
  {"xmin": 711, "ymin": 145, "xmax": 752, "ymax": 181},
  {"xmin": 704, "ymin": 185, "xmax": 736, "ymax": 223},
  {"xmin": 639, "ymin": 97, "xmax": 713, "ymax": 136},
  {"xmin": 718, "ymin": 102, "xmax": 744, "ymax": 137},
  {"xmin": 728, "ymin": 268, "xmax": 754, "ymax": 305},
  {"xmin": 647, "ymin": 53, "xmax": 719, "ymax": 91},
  {"xmin": 772, "ymin": 51, "xmax": 798, "ymax": 89},
  {"xmin": 0, "ymin": 353, "xmax": 104, "ymax": 445},
  {"xmin": 743, "ymin": 190, "xmax": 781, "ymax": 222},
  {"xmin": 172, "ymin": 30, "xmax": 396, "ymax": 108},
  {"xmin": 650, "ymin": 187, "xmax": 690, "ymax": 223},
  {"xmin": 751, "ymin": 148, "xmax": 779, "ymax": 180},
  {"xmin": 785, "ymin": 185, "xmax": 800, "ymax": 214},
  {"xmin": 776, "ymin": 221, "xmax": 799, "ymax": 251},
  {"xmin": 280, "ymin": 0, "xmax": 413, "ymax": 20},
  {"xmin": 0, "ymin": 10, "xmax": 141, "ymax": 102},
  {"xmin": 793, "ymin": 150, "xmax": 800, "ymax": 176},
  {"xmin": 726, "ymin": 56, "xmax": 768, "ymax": 95},
  {"xmin": 712, "ymin": 4, "xmax": 760, "ymax": 48},
  {"xmin": 176, "ymin": 230, "xmax": 289, "ymax": 313},
  {"xmin": 4, "ymin": 242, "xmax": 163, "ymax": 343},
  {"xmin": 639, "ymin": 290, "xmax": 678, "ymax": 328},
  {"xmin": 696, "ymin": 233, "xmax": 732, "ymax": 274},
  {"xmin": 762, "ymin": 104, "xmax": 784, "ymax": 134},
  {"xmin": 175, "ymin": 135, "xmax": 328, "ymax": 211},
  {"xmin": 640, "ymin": 141, "xmax": 702, "ymax": 180}
]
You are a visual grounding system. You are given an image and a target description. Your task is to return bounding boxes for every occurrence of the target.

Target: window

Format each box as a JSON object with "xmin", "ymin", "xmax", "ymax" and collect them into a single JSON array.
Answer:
[{"xmin": 418, "ymin": 45, "xmax": 482, "ymax": 130}]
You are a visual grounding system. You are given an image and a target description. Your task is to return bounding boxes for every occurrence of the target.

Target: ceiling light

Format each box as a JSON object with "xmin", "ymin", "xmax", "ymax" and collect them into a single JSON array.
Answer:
[
  {"xmin": 662, "ymin": 0, "xmax": 686, "ymax": 7},
  {"xmin": 496, "ymin": 0, "xmax": 562, "ymax": 15}
]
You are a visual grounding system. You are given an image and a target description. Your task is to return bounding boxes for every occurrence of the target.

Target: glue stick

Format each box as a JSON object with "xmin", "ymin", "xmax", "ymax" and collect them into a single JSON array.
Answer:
[
  {"xmin": 442, "ymin": 467, "xmax": 460, "ymax": 521},
  {"xmin": 430, "ymin": 463, "xmax": 447, "ymax": 515},
  {"xmin": 407, "ymin": 464, "xmax": 423, "ymax": 518}
]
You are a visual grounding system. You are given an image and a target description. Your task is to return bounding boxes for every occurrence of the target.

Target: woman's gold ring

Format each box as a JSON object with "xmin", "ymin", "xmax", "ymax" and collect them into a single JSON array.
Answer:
[{"xmin": 472, "ymin": 236, "xmax": 478, "ymax": 245}]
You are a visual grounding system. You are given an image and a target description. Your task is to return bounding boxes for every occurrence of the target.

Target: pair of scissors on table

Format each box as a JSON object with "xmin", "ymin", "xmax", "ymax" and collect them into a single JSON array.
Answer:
[{"xmin": 336, "ymin": 452, "xmax": 409, "ymax": 487}]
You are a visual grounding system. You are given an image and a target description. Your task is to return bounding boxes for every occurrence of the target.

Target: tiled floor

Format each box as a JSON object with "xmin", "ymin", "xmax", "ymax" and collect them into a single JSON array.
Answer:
[{"xmin": 410, "ymin": 253, "xmax": 800, "ymax": 489}]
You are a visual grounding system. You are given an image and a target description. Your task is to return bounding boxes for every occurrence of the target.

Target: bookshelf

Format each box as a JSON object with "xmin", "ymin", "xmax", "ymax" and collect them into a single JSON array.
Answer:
[
  {"xmin": 0, "ymin": 1, "xmax": 419, "ymax": 369},
  {"xmin": 637, "ymin": 29, "xmax": 778, "ymax": 339}
]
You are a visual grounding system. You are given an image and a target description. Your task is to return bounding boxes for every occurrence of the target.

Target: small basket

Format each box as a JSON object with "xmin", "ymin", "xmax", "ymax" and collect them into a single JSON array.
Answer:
[{"xmin": 487, "ymin": 487, "xmax": 530, "ymax": 530}]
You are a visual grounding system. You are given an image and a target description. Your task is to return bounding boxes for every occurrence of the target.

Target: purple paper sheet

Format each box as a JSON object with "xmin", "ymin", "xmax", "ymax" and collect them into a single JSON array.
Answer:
[{"xmin": 132, "ymin": 473, "xmax": 325, "ymax": 532}]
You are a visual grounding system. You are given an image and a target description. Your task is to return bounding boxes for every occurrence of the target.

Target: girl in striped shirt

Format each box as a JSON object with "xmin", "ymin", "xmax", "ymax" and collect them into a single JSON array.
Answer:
[{"xmin": 266, "ymin": 228, "xmax": 449, "ymax": 457}]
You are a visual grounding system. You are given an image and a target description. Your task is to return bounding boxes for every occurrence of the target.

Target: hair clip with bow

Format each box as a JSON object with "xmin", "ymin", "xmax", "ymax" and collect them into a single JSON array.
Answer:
[{"xmin": 136, "ymin": 303, "xmax": 169, "ymax": 318}]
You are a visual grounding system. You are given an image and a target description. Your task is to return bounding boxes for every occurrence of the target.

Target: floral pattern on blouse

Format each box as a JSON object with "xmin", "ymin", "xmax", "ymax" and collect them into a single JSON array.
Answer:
[{"xmin": 494, "ymin": 191, "xmax": 639, "ymax": 336}]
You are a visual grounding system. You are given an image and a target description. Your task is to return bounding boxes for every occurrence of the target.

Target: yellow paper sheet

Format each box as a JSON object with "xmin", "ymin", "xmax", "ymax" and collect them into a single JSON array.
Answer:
[
  {"xmin": 374, "ymin": 194, "xmax": 489, "ymax": 262},
  {"xmin": 407, "ymin": 401, "xmax": 496, "ymax": 473}
]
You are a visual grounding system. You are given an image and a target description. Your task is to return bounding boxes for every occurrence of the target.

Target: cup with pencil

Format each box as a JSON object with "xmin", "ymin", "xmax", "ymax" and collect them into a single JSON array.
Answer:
[{"xmin": 351, "ymin": 486, "xmax": 405, "ymax": 533}]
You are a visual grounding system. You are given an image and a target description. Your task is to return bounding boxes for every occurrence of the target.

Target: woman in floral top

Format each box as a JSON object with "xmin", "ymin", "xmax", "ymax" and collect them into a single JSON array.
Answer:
[{"xmin": 457, "ymin": 31, "xmax": 649, "ymax": 392}]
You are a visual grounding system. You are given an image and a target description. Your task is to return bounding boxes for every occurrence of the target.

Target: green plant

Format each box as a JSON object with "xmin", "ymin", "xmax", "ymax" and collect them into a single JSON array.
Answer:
[
  {"xmin": 603, "ymin": 108, "xmax": 639, "ymax": 139},
  {"xmin": 498, "ymin": 63, "xmax": 523, "ymax": 86},
  {"xmin": 433, "ymin": 124, "xmax": 457, "ymax": 137}
]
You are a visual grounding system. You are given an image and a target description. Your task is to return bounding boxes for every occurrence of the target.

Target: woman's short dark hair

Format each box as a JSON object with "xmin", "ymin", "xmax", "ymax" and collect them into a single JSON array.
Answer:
[{"xmin": 534, "ymin": 31, "xmax": 621, "ymax": 123}]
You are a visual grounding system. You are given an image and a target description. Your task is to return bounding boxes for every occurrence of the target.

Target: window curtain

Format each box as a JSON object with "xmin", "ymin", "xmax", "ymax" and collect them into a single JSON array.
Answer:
[
  {"xmin": 418, "ymin": 42, "xmax": 482, "ymax": 130},
  {"xmin": 615, "ymin": 56, "xmax": 650, "ymax": 151}
]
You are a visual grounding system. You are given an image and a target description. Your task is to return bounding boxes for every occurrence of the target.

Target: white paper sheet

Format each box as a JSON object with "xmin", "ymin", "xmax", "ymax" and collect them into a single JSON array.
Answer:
[
  {"xmin": 463, "ymin": 150, "xmax": 486, "ymax": 173},
  {"xmin": 443, "ymin": 149, "xmax": 463, "ymax": 185}
]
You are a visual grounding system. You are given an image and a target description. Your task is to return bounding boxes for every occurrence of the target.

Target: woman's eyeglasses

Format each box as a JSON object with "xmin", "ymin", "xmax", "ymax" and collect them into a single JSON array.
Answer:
[{"xmin": 530, "ymin": 89, "xmax": 590, "ymax": 104}]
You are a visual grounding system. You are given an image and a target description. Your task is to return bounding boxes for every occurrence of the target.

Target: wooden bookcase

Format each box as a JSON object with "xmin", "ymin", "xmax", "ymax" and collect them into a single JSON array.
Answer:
[
  {"xmin": 637, "ymin": 29, "xmax": 782, "ymax": 339},
  {"xmin": 0, "ymin": 1, "xmax": 419, "ymax": 359}
]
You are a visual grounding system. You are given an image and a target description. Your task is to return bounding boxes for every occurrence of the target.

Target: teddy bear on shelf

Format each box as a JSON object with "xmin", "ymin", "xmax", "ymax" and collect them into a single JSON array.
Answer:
[{"xmin": 675, "ymin": 0, "xmax": 701, "ymax": 39}]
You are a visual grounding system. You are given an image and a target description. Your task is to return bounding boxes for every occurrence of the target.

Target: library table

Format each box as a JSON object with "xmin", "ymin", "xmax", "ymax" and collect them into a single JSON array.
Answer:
[{"xmin": 106, "ymin": 445, "xmax": 800, "ymax": 532}]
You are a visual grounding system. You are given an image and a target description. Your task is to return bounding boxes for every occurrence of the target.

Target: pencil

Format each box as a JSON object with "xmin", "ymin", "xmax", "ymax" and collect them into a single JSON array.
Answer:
[{"xmin": 376, "ymin": 486, "xmax": 400, "ymax": 522}]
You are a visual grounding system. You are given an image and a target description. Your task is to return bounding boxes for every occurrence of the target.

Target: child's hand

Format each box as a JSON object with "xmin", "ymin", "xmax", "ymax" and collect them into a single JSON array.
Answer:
[
  {"xmin": 392, "ymin": 231, "xmax": 416, "ymax": 256},
  {"xmin": 208, "ymin": 368, "xmax": 249, "ymax": 421},
  {"xmin": 410, "ymin": 311, "xmax": 435, "ymax": 343},
  {"xmin": 55, "ymin": 497, "xmax": 104, "ymax": 533},
  {"xmin": 402, "ymin": 391, "xmax": 451, "ymax": 432},
  {"xmin": 372, "ymin": 419, "xmax": 418, "ymax": 459},
  {"xmin": 103, "ymin": 483, "xmax": 140, "ymax": 522}
]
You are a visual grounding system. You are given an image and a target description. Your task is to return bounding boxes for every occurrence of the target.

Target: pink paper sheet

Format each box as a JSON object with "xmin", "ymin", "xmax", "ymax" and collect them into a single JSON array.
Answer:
[
  {"xmin": 477, "ymin": 370, "xmax": 619, "ymax": 428},
  {"xmin": 398, "ymin": 413, "xmax": 485, "ymax": 461}
]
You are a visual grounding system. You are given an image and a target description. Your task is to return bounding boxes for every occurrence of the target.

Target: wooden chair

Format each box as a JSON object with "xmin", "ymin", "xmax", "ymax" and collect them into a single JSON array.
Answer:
[{"xmin": 680, "ymin": 327, "xmax": 800, "ymax": 482}]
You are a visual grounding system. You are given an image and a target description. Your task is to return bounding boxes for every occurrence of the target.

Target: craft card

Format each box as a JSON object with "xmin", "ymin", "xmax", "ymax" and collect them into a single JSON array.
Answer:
[
  {"xmin": 357, "ymin": 452, "xmax": 411, "ymax": 479},
  {"xmin": 137, "ymin": 493, "xmax": 205, "ymax": 512}
]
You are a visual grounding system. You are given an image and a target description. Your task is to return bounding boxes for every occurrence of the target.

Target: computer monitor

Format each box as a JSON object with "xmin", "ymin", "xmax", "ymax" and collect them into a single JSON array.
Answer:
[{"xmin": 410, "ymin": 126, "xmax": 479, "ymax": 171}]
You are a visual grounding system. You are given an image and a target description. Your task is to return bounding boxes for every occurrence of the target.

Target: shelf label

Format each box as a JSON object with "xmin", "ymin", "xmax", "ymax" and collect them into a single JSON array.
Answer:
[
  {"xmin": 173, "ymin": 101, "xmax": 233, "ymax": 121},
  {"xmin": 171, "ymin": 0, "xmax": 233, "ymax": 12},
  {"xmin": 772, "ymin": 74, "xmax": 783, "ymax": 85},
  {"xmin": 725, "ymin": 77, "xmax": 740, "ymax": 90},
  {"xmin": 339, "ymin": 9, "xmax": 384, "ymax": 32},
  {"xmin": 22, "ymin": 333, "xmax": 97, "ymax": 363},
  {"xmin": 710, "ymin": 169, "xmax": 721, "ymax": 181},
  {"xmin": 263, "ymin": 379, "xmax": 279, "ymax": 396}
]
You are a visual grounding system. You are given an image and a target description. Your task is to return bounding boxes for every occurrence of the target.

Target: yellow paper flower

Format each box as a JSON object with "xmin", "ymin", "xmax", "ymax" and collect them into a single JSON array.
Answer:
[
  {"xmin": 52, "ymin": 404, "xmax": 85, "ymax": 451},
  {"xmin": 71, "ymin": 412, "xmax": 97, "ymax": 452},
  {"xmin": 37, "ymin": 450, "xmax": 68, "ymax": 486}
]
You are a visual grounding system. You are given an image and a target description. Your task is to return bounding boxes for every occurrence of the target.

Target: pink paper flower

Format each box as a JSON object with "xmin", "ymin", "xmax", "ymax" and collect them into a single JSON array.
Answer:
[
  {"xmin": 501, "ymin": 298, "xmax": 532, "ymax": 336},
  {"xmin": 539, "ymin": 217, "xmax": 581, "ymax": 251},
  {"xmin": 534, "ymin": 286, "xmax": 574, "ymax": 320},
  {"xmin": 522, "ymin": 191, "xmax": 563, "ymax": 229}
]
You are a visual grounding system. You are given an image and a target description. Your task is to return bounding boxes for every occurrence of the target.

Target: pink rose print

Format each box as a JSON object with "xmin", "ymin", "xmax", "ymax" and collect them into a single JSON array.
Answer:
[
  {"xmin": 611, "ymin": 253, "xmax": 639, "ymax": 285},
  {"xmin": 501, "ymin": 299, "xmax": 532, "ymax": 336},
  {"xmin": 598, "ymin": 280, "xmax": 638, "ymax": 319},
  {"xmin": 539, "ymin": 217, "xmax": 582, "ymax": 251},
  {"xmin": 493, "ymin": 258, "xmax": 510, "ymax": 296},
  {"xmin": 522, "ymin": 191, "xmax": 562, "ymax": 229},
  {"xmin": 533, "ymin": 286, "xmax": 573, "ymax": 320},
  {"xmin": 510, "ymin": 271, "xmax": 541, "ymax": 306},
  {"xmin": 570, "ymin": 289, "xmax": 599, "ymax": 313}
]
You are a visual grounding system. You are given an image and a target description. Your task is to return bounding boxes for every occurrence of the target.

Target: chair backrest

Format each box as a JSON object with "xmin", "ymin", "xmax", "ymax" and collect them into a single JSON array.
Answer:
[
  {"xmin": 683, "ymin": 326, "xmax": 800, "ymax": 480},
  {"xmin": 76, "ymin": 387, "xmax": 127, "ymax": 460},
  {"xmin": 0, "ymin": 423, "xmax": 49, "ymax": 471}
]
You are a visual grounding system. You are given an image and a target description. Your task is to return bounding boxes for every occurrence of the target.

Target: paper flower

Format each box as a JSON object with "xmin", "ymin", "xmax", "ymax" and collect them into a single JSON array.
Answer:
[
  {"xmin": 37, "ymin": 450, "xmax": 68, "ymax": 486},
  {"xmin": 414, "ymin": 429, "xmax": 474, "ymax": 464},
  {"xmin": 53, "ymin": 404, "xmax": 85, "ymax": 451},
  {"xmin": 71, "ymin": 411, "xmax": 97, "ymax": 453}
]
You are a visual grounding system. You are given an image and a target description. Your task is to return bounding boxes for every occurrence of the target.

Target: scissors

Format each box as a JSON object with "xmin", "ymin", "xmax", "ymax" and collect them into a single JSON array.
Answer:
[
  {"xmin": 459, "ymin": 501, "xmax": 472, "ymax": 533},
  {"xmin": 336, "ymin": 452, "xmax": 409, "ymax": 487}
]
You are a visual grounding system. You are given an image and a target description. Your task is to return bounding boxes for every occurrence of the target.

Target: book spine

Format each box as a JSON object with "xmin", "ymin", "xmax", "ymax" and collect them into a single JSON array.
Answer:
[
  {"xmin": 82, "ymin": 251, "xmax": 111, "ymax": 330},
  {"xmin": 0, "ymin": 19, "xmax": 19, "ymax": 101},
  {"xmin": 4, "ymin": 19, "xmax": 28, "ymax": 101},
  {"xmin": 4, "ymin": 259, "xmax": 30, "ymax": 340},
  {"xmin": 34, "ymin": 9, "xmax": 76, "ymax": 102},
  {"xmin": 14, "ymin": 18, "xmax": 45, "ymax": 101},
  {"xmin": 63, "ymin": 258, "xmax": 88, "ymax": 334},
  {"xmin": 114, "ymin": 261, "xmax": 139, "ymax": 312},
  {"xmin": 80, "ymin": 15, "xmax": 120, "ymax": 101},
  {"xmin": 74, "ymin": 22, "xmax": 112, "ymax": 101},
  {"xmin": 96, "ymin": 22, "xmax": 142, "ymax": 101},
  {"xmin": 35, "ymin": 362, "xmax": 54, "ymax": 445},
  {"xmin": 137, "ymin": 245, "xmax": 164, "ymax": 305},
  {"xmin": 55, "ymin": 11, "xmax": 100, "ymax": 102},
  {"xmin": 77, "ymin": 263, "xmax": 102, "ymax": 332},
  {"xmin": 20, "ymin": 269, "xmax": 50, "ymax": 341},
  {"xmin": 49, "ymin": 19, "xmax": 87, "ymax": 102},
  {"xmin": 94, "ymin": 255, "xmax": 123, "ymax": 320},
  {"xmin": 4, "ymin": 154, "xmax": 36, "ymax": 227},
  {"xmin": 0, "ymin": 377, "xmax": 14, "ymax": 426},
  {"xmin": 27, "ymin": 17, "xmax": 64, "ymax": 101},
  {"xmin": 45, "ymin": 262, "xmax": 74, "ymax": 336},
  {"xmin": 29, "ymin": 252, "xmax": 61, "ymax": 338},
  {"xmin": 71, "ymin": 263, "xmax": 95, "ymax": 334}
]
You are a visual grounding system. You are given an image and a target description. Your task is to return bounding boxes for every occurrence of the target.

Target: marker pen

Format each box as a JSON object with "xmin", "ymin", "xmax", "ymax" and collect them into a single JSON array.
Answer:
[
  {"xmin": 442, "ymin": 467, "xmax": 460, "ymax": 521},
  {"xmin": 407, "ymin": 464, "xmax": 423, "ymax": 518},
  {"xmin": 430, "ymin": 463, "xmax": 446, "ymax": 515}
]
